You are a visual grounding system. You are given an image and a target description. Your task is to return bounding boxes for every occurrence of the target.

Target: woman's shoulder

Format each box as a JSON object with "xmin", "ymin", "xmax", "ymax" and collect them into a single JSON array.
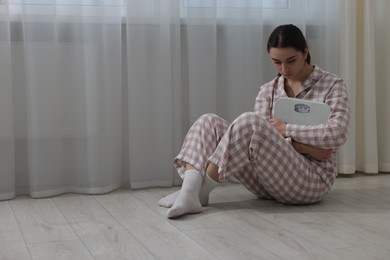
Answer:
[{"xmin": 312, "ymin": 66, "xmax": 347, "ymax": 96}]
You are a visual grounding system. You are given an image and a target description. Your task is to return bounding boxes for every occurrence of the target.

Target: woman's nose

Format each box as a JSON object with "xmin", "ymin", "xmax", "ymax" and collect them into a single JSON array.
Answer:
[{"xmin": 281, "ymin": 63, "xmax": 288, "ymax": 73}]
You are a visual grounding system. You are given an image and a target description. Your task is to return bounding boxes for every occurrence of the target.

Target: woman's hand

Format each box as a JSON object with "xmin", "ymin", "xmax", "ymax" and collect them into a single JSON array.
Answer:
[
  {"xmin": 268, "ymin": 119, "xmax": 332, "ymax": 161},
  {"xmin": 268, "ymin": 118, "xmax": 287, "ymax": 137},
  {"xmin": 292, "ymin": 140, "xmax": 332, "ymax": 162}
]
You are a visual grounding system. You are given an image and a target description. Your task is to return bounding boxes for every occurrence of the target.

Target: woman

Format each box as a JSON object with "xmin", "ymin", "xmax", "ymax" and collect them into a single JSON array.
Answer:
[{"xmin": 159, "ymin": 24, "xmax": 350, "ymax": 219}]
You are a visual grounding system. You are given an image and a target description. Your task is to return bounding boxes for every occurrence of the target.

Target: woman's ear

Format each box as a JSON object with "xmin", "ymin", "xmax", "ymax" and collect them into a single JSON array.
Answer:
[{"xmin": 303, "ymin": 48, "xmax": 309, "ymax": 60}]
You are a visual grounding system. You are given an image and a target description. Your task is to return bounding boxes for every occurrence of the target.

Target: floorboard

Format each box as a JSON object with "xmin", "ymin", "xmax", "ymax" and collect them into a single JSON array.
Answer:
[{"xmin": 1, "ymin": 173, "xmax": 390, "ymax": 260}]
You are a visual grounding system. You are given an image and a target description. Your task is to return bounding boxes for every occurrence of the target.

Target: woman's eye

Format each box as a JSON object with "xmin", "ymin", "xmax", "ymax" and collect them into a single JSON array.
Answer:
[{"xmin": 287, "ymin": 60, "xmax": 296, "ymax": 64}]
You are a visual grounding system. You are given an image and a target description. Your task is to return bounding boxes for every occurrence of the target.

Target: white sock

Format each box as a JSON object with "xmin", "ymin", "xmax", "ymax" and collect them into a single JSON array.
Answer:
[
  {"xmin": 199, "ymin": 173, "xmax": 219, "ymax": 206},
  {"xmin": 158, "ymin": 190, "xmax": 181, "ymax": 208},
  {"xmin": 158, "ymin": 172, "xmax": 219, "ymax": 208},
  {"xmin": 166, "ymin": 170, "xmax": 203, "ymax": 219}
]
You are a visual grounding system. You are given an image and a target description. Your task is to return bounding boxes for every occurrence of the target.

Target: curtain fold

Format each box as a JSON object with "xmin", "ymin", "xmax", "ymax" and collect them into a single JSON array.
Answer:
[
  {"xmin": 337, "ymin": 0, "xmax": 390, "ymax": 174},
  {"xmin": 374, "ymin": 0, "xmax": 390, "ymax": 172},
  {"xmin": 358, "ymin": 0, "xmax": 378, "ymax": 173},
  {"xmin": 3, "ymin": 2, "xmax": 125, "ymax": 199},
  {"xmin": 336, "ymin": 0, "xmax": 357, "ymax": 174},
  {"xmin": 0, "ymin": 0, "xmax": 388, "ymax": 200},
  {"xmin": 0, "ymin": 4, "xmax": 15, "ymax": 200},
  {"xmin": 126, "ymin": 0, "xmax": 182, "ymax": 188}
]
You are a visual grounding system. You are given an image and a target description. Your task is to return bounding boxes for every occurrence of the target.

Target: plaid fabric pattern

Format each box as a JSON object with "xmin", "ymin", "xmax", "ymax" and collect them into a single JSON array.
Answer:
[
  {"xmin": 174, "ymin": 65, "xmax": 350, "ymax": 204},
  {"xmin": 254, "ymin": 65, "xmax": 350, "ymax": 149}
]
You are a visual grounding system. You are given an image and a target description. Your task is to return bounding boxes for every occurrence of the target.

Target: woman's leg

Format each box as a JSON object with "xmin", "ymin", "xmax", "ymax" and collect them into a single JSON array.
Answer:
[
  {"xmin": 208, "ymin": 112, "xmax": 329, "ymax": 204},
  {"xmin": 231, "ymin": 163, "xmax": 274, "ymax": 200},
  {"xmin": 173, "ymin": 113, "xmax": 230, "ymax": 178},
  {"xmin": 157, "ymin": 164, "xmax": 220, "ymax": 208},
  {"xmin": 163, "ymin": 111, "xmax": 329, "ymax": 218},
  {"xmin": 159, "ymin": 113, "xmax": 229, "ymax": 218}
]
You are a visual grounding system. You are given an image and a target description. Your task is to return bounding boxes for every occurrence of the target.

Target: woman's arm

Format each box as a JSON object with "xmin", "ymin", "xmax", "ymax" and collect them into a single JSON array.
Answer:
[
  {"xmin": 268, "ymin": 118, "xmax": 332, "ymax": 161},
  {"xmin": 291, "ymin": 140, "xmax": 332, "ymax": 162},
  {"xmin": 285, "ymin": 79, "xmax": 350, "ymax": 149},
  {"xmin": 253, "ymin": 79, "xmax": 278, "ymax": 119}
]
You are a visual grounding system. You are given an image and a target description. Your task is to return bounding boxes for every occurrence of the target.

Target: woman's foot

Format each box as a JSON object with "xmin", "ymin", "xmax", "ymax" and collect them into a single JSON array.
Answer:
[{"xmin": 166, "ymin": 170, "xmax": 203, "ymax": 218}]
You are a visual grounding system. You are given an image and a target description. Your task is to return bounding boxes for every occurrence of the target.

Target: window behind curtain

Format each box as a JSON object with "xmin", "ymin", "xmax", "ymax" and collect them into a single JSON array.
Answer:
[
  {"xmin": 1, "ymin": 0, "xmax": 124, "ymax": 6},
  {"xmin": 1, "ymin": 0, "xmax": 329, "ymax": 21}
]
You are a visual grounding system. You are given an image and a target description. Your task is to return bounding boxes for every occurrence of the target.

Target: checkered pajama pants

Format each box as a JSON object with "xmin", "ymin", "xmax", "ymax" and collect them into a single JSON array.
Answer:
[{"xmin": 173, "ymin": 112, "xmax": 330, "ymax": 204}]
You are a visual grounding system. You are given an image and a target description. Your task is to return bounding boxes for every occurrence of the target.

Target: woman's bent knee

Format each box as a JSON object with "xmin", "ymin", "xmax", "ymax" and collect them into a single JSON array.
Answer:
[
  {"xmin": 197, "ymin": 113, "xmax": 221, "ymax": 122},
  {"xmin": 232, "ymin": 112, "xmax": 267, "ymax": 131}
]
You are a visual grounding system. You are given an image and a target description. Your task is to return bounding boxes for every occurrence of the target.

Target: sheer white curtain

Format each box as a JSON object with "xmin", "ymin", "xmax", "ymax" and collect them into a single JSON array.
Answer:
[
  {"xmin": 337, "ymin": 0, "xmax": 390, "ymax": 174},
  {"xmin": 0, "ymin": 4, "xmax": 15, "ymax": 200},
  {"xmin": 374, "ymin": 0, "xmax": 390, "ymax": 172},
  {"xmin": 127, "ymin": 0, "xmax": 341, "ymax": 188},
  {"xmin": 1, "ymin": 1, "xmax": 125, "ymax": 199},
  {"xmin": 126, "ymin": 0, "xmax": 182, "ymax": 188},
  {"xmin": 4, "ymin": 0, "xmax": 377, "ymax": 200}
]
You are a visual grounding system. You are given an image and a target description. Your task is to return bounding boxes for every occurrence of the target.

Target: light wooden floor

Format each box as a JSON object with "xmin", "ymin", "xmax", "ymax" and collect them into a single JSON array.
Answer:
[{"xmin": 1, "ymin": 173, "xmax": 390, "ymax": 260}]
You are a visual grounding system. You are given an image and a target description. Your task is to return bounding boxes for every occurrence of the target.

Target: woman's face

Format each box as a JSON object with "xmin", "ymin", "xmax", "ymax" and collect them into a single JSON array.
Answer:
[{"xmin": 269, "ymin": 47, "xmax": 308, "ymax": 81}]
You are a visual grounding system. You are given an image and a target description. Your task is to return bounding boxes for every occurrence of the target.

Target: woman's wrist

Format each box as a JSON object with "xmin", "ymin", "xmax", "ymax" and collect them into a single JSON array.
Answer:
[{"xmin": 292, "ymin": 140, "xmax": 306, "ymax": 154}]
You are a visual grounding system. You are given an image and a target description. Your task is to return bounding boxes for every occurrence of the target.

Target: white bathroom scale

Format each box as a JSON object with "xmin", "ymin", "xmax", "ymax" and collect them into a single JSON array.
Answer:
[{"xmin": 273, "ymin": 97, "xmax": 331, "ymax": 125}]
